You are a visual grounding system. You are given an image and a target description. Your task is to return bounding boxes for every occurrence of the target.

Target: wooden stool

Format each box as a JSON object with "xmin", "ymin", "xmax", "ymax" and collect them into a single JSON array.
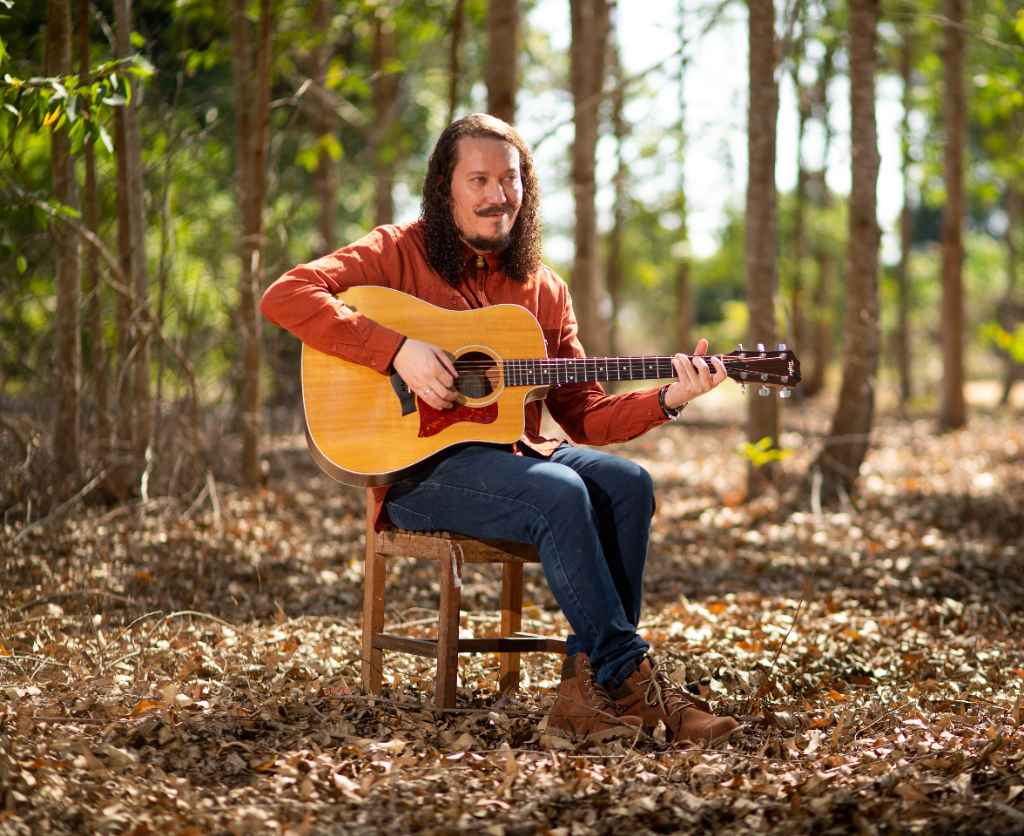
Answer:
[{"xmin": 360, "ymin": 490, "xmax": 566, "ymax": 707}]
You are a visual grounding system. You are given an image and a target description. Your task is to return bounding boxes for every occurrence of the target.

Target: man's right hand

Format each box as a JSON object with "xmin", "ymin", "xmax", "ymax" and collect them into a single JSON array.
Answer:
[{"xmin": 393, "ymin": 339, "xmax": 459, "ymax": 410}]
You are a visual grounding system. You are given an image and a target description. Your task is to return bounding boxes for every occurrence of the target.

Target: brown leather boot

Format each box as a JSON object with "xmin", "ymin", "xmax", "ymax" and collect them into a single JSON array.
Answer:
[
  {"xmin": 606, "ymin": 656, "xmax": 740, "ymax": 745},
  {"xmin": 542, "ymin": 653, "xmax": 643, "ymax": 745}
]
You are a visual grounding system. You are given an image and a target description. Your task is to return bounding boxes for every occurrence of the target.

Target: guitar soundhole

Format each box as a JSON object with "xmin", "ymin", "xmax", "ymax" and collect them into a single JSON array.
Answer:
[{"xmin": 454, "ymin": 351, "xmax": 497, "ymax": 399}]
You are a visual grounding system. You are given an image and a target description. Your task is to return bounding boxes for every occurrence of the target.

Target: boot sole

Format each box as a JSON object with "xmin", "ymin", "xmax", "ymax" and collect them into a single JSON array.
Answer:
[
  {"xmin": 541, "ymin": 724, "xmax": 642, "ymax": 749},
  {"xmin": 668, "ymin": 721, "xmax": 746, "ymax": 748}
]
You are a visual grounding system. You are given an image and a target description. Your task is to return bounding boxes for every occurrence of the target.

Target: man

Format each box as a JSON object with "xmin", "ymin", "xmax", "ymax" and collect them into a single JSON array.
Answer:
[{"xmin": 261, "ymin": 113, "xmax": 739, "ymax": 746}]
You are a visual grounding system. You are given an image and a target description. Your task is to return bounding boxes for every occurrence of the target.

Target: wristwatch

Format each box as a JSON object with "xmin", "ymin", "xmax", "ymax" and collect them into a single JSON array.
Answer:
[{"xmin": 659, "ymin": 384, "xmax": 685, "ymax": 420}]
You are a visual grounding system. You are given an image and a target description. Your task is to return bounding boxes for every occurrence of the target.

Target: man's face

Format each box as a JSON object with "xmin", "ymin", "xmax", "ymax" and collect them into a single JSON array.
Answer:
[{"xmin": 449, "ymin": 136, "xmax": 523, "ymax": 253}]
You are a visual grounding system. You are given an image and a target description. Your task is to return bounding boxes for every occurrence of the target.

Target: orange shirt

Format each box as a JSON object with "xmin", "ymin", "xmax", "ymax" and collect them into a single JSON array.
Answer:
[{"xmin": 260, "ymin": 220, "xmax": 668, "ymax": 527}]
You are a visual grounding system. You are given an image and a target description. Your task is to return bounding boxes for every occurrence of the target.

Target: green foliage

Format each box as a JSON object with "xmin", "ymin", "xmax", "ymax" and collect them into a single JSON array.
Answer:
[
  {"xmin": 980, "ymin": 322, "xmax": 1024, "ymax": 363},
  {"xmin": 0, "ymin": 56, "xmax": 153, "ymax": 160},
  {"xmin": 739, "ymin": 436, "xmax": 794, "ymax": 468}
]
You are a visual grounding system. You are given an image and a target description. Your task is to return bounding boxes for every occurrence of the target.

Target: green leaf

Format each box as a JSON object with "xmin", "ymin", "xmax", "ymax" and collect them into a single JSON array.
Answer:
[
  {"xmin": 16, "ymin": 254, "xmax": 26, "ymax": 274},
  {"xmin": 98, "ymin": 125, "xmax": 113, "ymax": 154},
  {"xmin": 739, "ymin": 436, "xmax": 794, "ymax": 468},
  {"xmin": 1015, "ymin": 9, "xmax": 1024, "ymax": 43},
  {"xmin": 130, "ymin": 31, "xmax": 145, "ymax": 49}
]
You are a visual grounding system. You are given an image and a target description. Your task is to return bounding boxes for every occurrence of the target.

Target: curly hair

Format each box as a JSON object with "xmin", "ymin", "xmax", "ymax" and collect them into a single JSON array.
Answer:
[{"xmin": 420, "ymin": 113, "xmax": 542, "ymax": 286}]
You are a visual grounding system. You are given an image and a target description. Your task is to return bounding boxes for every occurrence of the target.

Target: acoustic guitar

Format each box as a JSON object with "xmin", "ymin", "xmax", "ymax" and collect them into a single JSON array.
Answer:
[{"xmin": 301, "ymin": 285, "xmax": 801, "ymax": 486}]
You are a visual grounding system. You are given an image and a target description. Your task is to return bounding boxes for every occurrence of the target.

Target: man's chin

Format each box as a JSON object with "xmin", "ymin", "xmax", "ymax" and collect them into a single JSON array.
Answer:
[{"xmin": 462, "ymin": 232, "xmax": 511, "ymax": 253}]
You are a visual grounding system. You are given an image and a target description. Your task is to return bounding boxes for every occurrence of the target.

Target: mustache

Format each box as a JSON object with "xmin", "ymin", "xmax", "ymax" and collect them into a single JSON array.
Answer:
[{"xmin": 474, "ymin": 204, "xmax": 514, "ymax": 217}]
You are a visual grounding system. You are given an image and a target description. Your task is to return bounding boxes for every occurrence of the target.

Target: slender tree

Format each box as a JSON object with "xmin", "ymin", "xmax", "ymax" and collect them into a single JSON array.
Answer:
[
  {"xmin": 47, "ymin": 0, "xmax": 81, "ymax": 479},
  {"xmin": 447, "ymin": 0, "xmax": 465, "ymax": 125},
  {"xmin": 231, "ymin": 0, "xmax": 273, "ymax": 486},
  {"xmin": 569, "ymin": 0, "xmax": 611, "ymax": 356},
  {"xmin": 807, "ymin": 0, "xmax": 880, "ymax": 505},
  {"xmin": 998, "ymin": 186, "xmax": 1022, "ymax": 404},
  {"xmin": 787, "ymin": 1, "xmax": 810, "ymax": 357},
  {"xmin": 939, "ymin": 0, "xmax": 967, "ymax": 430},
  {"xmin": 896, "ymin": 17, "xmax": 914, "ymax": 406},
  {"xmin": 745, "ymin": 0, "xmax": 780, "ymax": 497},
  {"xmin": 802, "ymin": 32, "xmax": 838, "ymax": 398},
  {"xmin": 605, "ymin": 14, "xmax": 626, "ymax": 357},
  {"xmin": 78, "ymin": 0, "xmax": 109, "ymax": 460},
  {"xmin": 310, "ymin": 0, "xmax": 337, "ymax": 255},
  {"xmin": 373, "ymin": 10, "xmax": 398, "ymax": 227},
  {"xmin": 486, "ymin": 0, "xmax": 519, "ymax": 124},
  {"xmin": 113, "ymin": 0, "xmax": 150, "ymax": 491},
  {"xmin": 674, "ymin": 0, "xmax": 692, "ymax": 353}
]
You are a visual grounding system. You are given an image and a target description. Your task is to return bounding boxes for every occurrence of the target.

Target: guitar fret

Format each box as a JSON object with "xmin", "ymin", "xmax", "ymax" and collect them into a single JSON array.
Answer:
[{"xmin": 504, "ymin": 355, "xmax": 713, "ymax": 387}]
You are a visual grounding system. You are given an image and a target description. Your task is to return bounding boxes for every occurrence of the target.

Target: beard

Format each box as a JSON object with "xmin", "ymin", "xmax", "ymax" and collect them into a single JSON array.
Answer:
[{"xmin": 461, "ymin": 230, "xmax": 512, "ymax": 252}]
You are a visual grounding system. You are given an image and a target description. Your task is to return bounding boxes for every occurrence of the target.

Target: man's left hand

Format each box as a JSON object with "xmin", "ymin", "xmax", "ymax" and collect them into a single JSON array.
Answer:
[{"xmin": 663, "ymin": 338, "xmax": 728, "ymax": 410}]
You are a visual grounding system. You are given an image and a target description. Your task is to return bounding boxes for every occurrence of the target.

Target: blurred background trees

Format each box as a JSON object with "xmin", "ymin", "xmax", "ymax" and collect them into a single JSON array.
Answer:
[{"xmin": 1, "ymin": 0, "xmax": 1022, "ymax": 517}]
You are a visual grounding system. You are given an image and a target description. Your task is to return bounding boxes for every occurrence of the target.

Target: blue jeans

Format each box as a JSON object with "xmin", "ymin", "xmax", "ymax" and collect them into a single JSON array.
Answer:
[{"xmin": 384, "ymin": 443, "xmax": 653, "ymax": 689}]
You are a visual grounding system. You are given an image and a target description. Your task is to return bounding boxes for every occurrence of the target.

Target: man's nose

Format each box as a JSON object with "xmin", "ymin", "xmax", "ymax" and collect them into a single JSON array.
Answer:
[{"xmin": 484, "ymin": 179, "xmax": 507, "ymax": 204}]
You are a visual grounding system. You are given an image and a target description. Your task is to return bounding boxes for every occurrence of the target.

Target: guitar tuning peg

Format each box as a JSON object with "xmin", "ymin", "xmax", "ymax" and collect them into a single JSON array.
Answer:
[
  {"xmin": 756, "ymin": 343, "xmax": 765, "ymax": 352},
  {"xmin": 737, "ymin": 343, "xmax": 745, "ymax": 350},
  {"xmin": 779, "ymin": 387, "xmax": 793, "ymax": 399},
  {"xmin": 757, "ymin": 386, "xmax": 771, "ymax": 397},
  {"xmin": 777, "ymin": 342, "xmax": 787, "ymax": 351}
]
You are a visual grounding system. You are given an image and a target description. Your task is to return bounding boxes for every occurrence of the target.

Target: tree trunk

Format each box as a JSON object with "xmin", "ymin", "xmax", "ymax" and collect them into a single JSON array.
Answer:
[
  {"xmin": 47, "ymin": 0, "xmax": 81, "ymax": 480},
  {"xmin": 896, "ymin": 22, "xmax": 913, "ymax": 407},
  {"xmin": 789, "ymin": 22, "xmax": 810, "ymax": 360},
  {"xmin": 373, "ymin": 12, "xmax": 397, "ymax": 227},
  {"xmin": 807, "ymin": 0, "xmax": 880, "ymax": 506},
  {"xmin": 606, "ymin": 22, "xmax": 625, "ymax": 358},
  {"xmin": 231, "ymin": 0, "xmax": 272, "ymax": 486},
  {"xmin": 311, "ymin": 0, "xmax": 336, "ymax": 254},
  {"xmin": 674, "ymin": 0, "xmax": 692, "ymax": 353},
  {"xmin": 744, "ymin": 0, "xmax": 779, "ymax": 497},
  {"xmin": 486, "ymin": 0, "xmax": 519, "ymax": 124},
  {"xmin": 939, "ymin": 0, "xmax": 967, "ymax": 430},
  {"xmin": 79, "ymin": 0, "xmax": 109, "ymax": 460},
  {"xmin": 800, "ymin": 38, "xmax": 836, "ymax": 398},
  {"xmin": 447, "ymin": 0, "xmax": 465, "ymax": 125},
  {"xmin": 113, "ymin": 0, "xmax": 149, "ymax": 493},
  {"xmin": 999, "ymin": 186, "xmax": 1022, "ymax": 405},
  {"xmin": 569, "ymin": 0, "xmax": 611, "ymax": 356}
]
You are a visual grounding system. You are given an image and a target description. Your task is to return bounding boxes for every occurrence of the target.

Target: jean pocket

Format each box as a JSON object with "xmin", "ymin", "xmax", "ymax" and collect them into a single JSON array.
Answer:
[{"xmin": 385, "ymin": 501, "xmax": 434, "ymax": 532}]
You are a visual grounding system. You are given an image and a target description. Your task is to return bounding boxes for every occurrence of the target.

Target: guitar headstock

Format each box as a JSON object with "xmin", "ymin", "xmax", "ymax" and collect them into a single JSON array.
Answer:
[{"xmin": 723, "ymin": 343, "xmax": 801, "ymax": 398}]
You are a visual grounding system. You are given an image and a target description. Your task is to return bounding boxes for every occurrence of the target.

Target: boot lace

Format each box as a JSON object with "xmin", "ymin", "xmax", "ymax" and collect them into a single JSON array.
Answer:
[
  {"xmin": 578, "ymin": 657, "xmax": 635, "ymax": 719},
  {"xmin": 641, "ymin": 661, "xmax": 701, "ymax": 719}
]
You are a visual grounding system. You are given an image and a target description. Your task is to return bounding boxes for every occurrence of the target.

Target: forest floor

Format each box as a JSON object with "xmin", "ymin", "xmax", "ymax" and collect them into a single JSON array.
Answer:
[{"xmin": 2, "ymin": 393, "xmax": 1023, "ymax": 835}]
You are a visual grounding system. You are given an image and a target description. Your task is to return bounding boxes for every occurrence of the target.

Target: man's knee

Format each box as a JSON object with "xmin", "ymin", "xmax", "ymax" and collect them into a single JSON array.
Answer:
[
  {"xmin": 605, "ymin": 458, "xmax": 655, "ymax": 512},
  {"xmin": 535, "ymin": 463, "xmax": 592, "ymax": 512}
]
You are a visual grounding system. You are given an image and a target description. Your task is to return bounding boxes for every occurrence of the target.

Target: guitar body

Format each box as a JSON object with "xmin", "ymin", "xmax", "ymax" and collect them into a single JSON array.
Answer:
[{"xmin": 301, "ymin": 285, "xmax": 548, "ymax": 486}]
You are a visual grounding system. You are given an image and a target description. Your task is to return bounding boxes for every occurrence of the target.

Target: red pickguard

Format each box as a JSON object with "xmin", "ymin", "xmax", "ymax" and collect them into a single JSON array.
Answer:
[{"xmin": 417, "ymin": 399, "xmax": 498, "ymax": 438}]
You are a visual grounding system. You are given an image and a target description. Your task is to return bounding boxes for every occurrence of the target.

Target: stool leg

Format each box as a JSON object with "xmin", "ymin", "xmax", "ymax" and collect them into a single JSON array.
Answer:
[
  {"xmin": 436, "ymin": 550, "xmax": 461, "ymax": 708},
  {"xmin": 499, "ymin": 561, "xmax": 524, "ymax": 695},
  {"xmin": 362, "ymin": 522, "xmax": 387, "ymax": 696}
]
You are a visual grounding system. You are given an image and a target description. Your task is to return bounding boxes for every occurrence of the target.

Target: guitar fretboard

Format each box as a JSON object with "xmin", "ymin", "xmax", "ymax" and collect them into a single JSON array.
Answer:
[{"xmin": 503, "ymin": 356, "xmax": 682, "ymax": 387}]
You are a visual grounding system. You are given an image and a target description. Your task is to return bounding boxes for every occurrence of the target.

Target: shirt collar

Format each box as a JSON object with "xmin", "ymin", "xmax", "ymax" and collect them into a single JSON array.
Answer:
[{"xmin": 461, "ymin": 243, "xmax": 503, "ymax": 274}]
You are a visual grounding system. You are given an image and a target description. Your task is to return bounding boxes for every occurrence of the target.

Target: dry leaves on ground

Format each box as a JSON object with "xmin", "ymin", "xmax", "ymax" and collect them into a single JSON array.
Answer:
[{"xmin": 1, "ymin": 405, "xmax": 1023, "ymax": 834}]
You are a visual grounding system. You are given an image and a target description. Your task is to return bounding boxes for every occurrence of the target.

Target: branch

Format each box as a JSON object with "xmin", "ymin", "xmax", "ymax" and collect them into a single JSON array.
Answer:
[{"xmin": 532, "ymin": 0, "xmax": 733, "ymax": 152}]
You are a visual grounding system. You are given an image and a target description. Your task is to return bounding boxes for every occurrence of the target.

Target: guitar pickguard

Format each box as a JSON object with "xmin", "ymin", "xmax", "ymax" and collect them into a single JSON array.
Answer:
[
  {"xmin": 390, "ymin": 372, "xmax": 417, "ymax": 416},
  {"xmin": 417, "ymin": 398, "xmax": 498, "ymax": 438}
]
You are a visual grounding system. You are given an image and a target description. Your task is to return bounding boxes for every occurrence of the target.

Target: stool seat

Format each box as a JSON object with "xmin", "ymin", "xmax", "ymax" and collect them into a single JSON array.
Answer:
[{"xmin": 361, "ymin": 493, "xmax": 566, "ymax": 708}]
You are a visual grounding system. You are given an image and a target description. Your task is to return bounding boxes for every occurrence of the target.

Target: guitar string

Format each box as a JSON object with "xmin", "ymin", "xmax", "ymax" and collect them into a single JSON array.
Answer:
[{"xmin": 447, "ymin": 356, "xmax": 791, "ymax": 370}]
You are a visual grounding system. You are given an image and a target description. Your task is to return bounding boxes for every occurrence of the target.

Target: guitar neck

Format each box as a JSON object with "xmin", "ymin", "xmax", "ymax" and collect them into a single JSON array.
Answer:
[
  {"xmin": 501, "ymin": 350, "xmax": 801, "ymax": 389},
  {"xmin": 503, "ymin": 356, "xmax": 692, "ymax": 387}
]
